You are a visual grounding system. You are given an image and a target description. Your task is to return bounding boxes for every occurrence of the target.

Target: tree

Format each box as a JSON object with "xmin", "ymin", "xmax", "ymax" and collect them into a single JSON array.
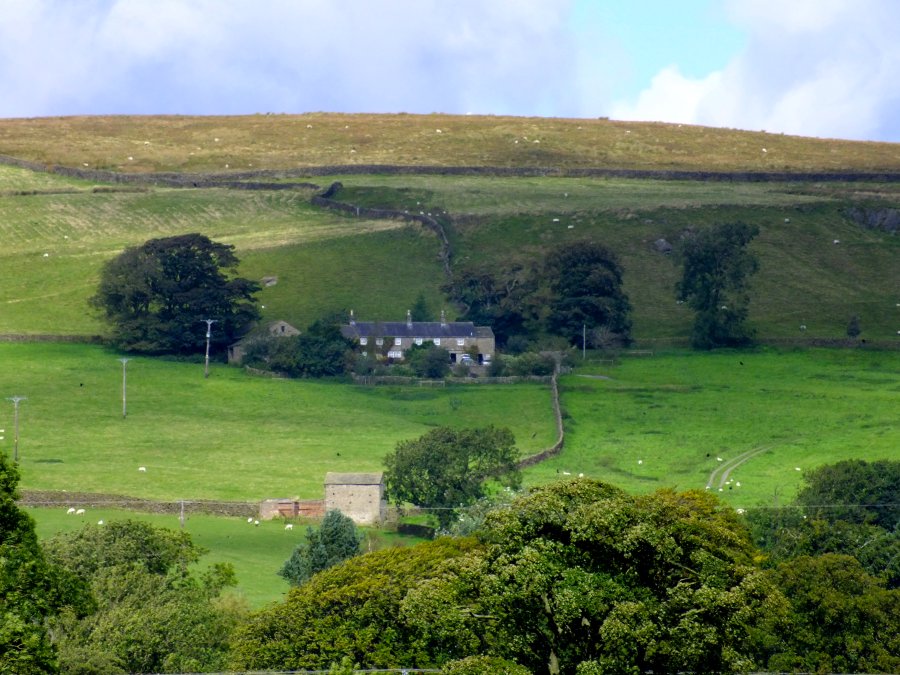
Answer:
[
  {"xmin": 0, "ymin": 452, "xmax": 92, "ymax": 674},
  {"xmin": 243, "ymin": 315, "xmax": 353, "ymax": 378},
  {"xmin": 410, "ymin": 293, "xmax": 435, "ymax": 322},
  {"xmin": 540, "ymin": 240, "xmax": 632, "ymax": 346},
  {"xmin": 279, "ymin": 510, "xmax": 362, "ymax": 586},
  {"xmin": 402, "ymin": 480, "xmax": 786, "ymax": 674},
  {"xmin": 675, "ymin": 222, "xmax": 760, "ymax": 349},
  {"xmin": 384, "ymin": 426, "xmax": 521, "ymax": 528},
  {"xmin": 230, "ymin": 538, "xmax": 480, "ymax": 671},
  {"xmin": 91, "ymin": 233, "xmax": 260, "ymax": 354},
  {"xmin": 407, "ymin": 343, "xmax": 450, "ymax": 379},
  {"xmin": 765, "ymin": 554, "xmax": 900, "ymax": 674},
  {"xmin": 795, "ymin": 459, "xmax": 899, "ymax": 529},
  {"xmin": 44, "ymin": 520, "xmax": 243, "ymax": 675}
]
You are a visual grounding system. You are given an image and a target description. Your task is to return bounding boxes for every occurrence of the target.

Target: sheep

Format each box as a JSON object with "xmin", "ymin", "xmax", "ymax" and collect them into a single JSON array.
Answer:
[
  {"xmin": 66, "ymin": 507, "xmax": 76, "ymax": 514},
  {"xmin": 247, "ymin": 517, "xmax": 254, "ymax": 523},
  {"xmin": 637, "ymin": 459, "xmax": 643, "ymax": 465},
  {"xmin": 285, "ymin": 523, "xmax": 294, "ymax": 531},
  {"xmin": 75, "ymin": 508, "xmax": 86, "ymax": 515},
  {"xmin": 97, "ymin": 520, "xmax": 104, "ymax": 525},
  {"xmin": 254, "ymin": 520, "xmax": 260, "ymax": 526},
  {"xmin": 138, "ymin": 466, "xmax": 147, "ymax": 472}
]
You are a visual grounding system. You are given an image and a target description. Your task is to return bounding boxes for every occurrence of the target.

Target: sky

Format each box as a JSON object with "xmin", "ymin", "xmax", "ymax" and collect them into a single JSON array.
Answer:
[{"xmin": 1, "ymin": 0, "xmax": 898, "ymax": 142}]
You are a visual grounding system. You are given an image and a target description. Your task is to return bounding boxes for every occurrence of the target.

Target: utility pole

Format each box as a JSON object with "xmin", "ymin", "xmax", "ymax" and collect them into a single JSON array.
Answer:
[
  {"xmin": 203, "ymin": 319, "xmax": 218, "ymax": 378},
  {"xmin": 118, "ymin": 358, "xmax": 130, "ymax": 418},
  {"xmin": 6, "ymin": 396, "xmax": 26, "ymax": 462}
]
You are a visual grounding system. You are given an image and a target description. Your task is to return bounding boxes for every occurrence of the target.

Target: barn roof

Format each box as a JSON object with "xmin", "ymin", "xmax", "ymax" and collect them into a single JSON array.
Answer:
[{"xmin": 325, "ymin": 472, "xmax": 384, "ymax": 486}]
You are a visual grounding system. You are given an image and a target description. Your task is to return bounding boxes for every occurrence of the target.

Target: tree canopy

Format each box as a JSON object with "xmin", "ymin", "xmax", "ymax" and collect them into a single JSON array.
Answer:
[
  {"xmin": 0, "ymin": 453, "xmax": 91, "ymax": 674},
  {"xmin": 91, "ymin": 233, "xmax": 260, "ymax": 354},
  {"xmin": 384, "ymin": 426, "xmax": 520, "ymax": 528},
  {"xmin": 675, "ymin": 222, "xmax": 760, "ymax": 349}
]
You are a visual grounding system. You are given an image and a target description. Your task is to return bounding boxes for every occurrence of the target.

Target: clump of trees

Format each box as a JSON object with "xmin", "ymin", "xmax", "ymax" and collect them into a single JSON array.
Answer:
[
  {"xmin": 43, "ymin": 519, "xmax": 245, "ymax": 674},
  {"xmin": 242, "ymin": 316, "xmax": 354, "ymax": 378},
  {"xmin": 91, "ymin": 233, "xmax": 260, "ymax": 355},
  {"xmin": 444, "ymin": 240, "xmax": 632, "ymax": 349},
  {"xmin": 675, "ymin": 222, "xmax": 760, "ymax": 349},
  {"xmin": 279, "ymin": 510, "xmax": 362, "ymax": 586},
  {"xmin": 383, "ymin": 426, "xmax": 521, "ymax": 528}
]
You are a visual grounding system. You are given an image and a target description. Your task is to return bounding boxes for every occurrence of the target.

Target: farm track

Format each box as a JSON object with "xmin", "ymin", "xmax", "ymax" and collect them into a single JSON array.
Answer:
[{"xmin": 705, "ymin": 445, "xmax": 773, "ymax": 490}]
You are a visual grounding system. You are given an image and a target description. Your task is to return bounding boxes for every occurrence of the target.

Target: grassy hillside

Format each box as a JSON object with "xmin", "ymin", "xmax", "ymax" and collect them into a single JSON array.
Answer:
[
  {"xmin": 2, "ymin": 113, "xmax": 900, "ymax": 173},
  {"xmin": 1, "ymin": 343, "xmax": 556, "ymax": 501}
]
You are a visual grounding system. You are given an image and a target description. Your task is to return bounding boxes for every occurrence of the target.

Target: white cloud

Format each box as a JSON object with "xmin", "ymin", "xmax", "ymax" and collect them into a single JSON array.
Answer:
[
  {"xmin": 612, "ymin": 0, "xmax": 900, "ymax": 141},
  {"xmin": 0, "ymin": 0, "xmax": 578, "ymax": 118}
]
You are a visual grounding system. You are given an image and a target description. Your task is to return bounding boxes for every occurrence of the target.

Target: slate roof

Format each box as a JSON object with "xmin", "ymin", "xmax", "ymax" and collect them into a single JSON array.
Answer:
[
  {"xmin": 341, "ymin": 321, "xmax": 494, "ymax": 340},
  {"xmin": 325, "ymin": 472, "xmax": 384, "ymax": 486}
]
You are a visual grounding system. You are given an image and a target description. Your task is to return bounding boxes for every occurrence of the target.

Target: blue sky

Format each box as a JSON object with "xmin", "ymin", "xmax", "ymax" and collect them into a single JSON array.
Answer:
[{"xmin": 1, "ymin": 0, "xmax": 898, "ymax": 142}]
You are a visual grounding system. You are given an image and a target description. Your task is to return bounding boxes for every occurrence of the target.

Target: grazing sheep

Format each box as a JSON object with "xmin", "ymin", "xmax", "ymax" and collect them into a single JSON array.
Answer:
[
  {"xmin": 247, "ymin": 517, "xmax": 254, "ymax": 523},
  {"xmin": 75, "ymin": 508, "xmax": 85, "ymax": 515},
  {"xmin": 285, "ymin": 523, "xmax": 294, "ymax": 531},
  {"xmin": 254, "ymin": 520, "xmax": 260, "ymax": 526},
  {"xmin": 66, "ymin": 507, "xmax": 76, "ymax": 514},
  {"xmin": 97, "ymin": 520, "xmax": 104, "ymax": 525},
  {"xmin": 138, "ymin": 466, "xmax": 146, "ymax": 472}
]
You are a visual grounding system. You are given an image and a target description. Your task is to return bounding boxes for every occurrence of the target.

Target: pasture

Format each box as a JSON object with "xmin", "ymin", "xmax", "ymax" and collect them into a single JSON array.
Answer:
[
  {"xmin": 535, "ymin": 347, "xmax": 900, "ymax": 508},
  {"xmin": 1, "ymin": 343, "xmax": 556, "ymax": 501}
]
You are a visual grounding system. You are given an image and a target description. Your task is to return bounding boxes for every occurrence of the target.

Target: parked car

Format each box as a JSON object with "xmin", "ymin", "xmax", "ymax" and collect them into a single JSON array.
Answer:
[{"xmin": 458, "ymin": 353, "xmax": 475, "ymax": 365}]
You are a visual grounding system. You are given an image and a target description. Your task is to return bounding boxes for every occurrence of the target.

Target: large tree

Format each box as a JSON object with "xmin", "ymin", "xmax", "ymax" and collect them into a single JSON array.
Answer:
[
  {"xmin": 676, "ymin": 222, "xmax": 760, "ymax": 349},
  {"xmin": 0, "ymin": 453, "xmax": 91, "ymax": 673},
  {"xmin": 540, "ymin": 240, "xmax": 632, "ymax": 347},
  {"xmin": 384, "ymin": 426, "xmax": 520, "ymax": 528},
  {"xmin": 43, "ymin": 519, "xmax": 244, "ymax": 674},
  {"xmin": 91, "ymin": 233, "xmax": 260, "ymax": 354}
]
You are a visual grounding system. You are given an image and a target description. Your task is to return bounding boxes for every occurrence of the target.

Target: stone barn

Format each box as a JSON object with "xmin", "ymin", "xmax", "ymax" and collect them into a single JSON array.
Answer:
[{"xmin": 324, "ymin": 472, "xmax": 386, "ymax": 525}]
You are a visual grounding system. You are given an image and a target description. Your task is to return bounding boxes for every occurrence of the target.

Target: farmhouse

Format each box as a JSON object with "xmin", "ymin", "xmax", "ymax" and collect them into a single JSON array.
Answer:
[
  {"xmin": 228, "ymin": 319, "xmax": 300, "ymax": 364},
  {"xmin": 341, "ymin": 310, "xmax": 495, "ymax": 363}
]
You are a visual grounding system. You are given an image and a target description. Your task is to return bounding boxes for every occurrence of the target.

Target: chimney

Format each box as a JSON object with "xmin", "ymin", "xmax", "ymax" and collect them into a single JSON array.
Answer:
[
  {"xmin": 440, "ymin": 310, "xmax": 447, "ymax": 327},
  {"xmin": 406, "ymin": 309, "xmax": 413, "ymax": 328},
  {"xmin": 349, "ymin": 309, "xmax": 356, "ymax": 326}
]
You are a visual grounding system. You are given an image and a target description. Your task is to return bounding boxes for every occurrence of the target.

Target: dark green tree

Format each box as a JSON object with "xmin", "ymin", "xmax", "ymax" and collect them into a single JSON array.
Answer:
[
  {"xmin": 765, "ymin": 554, "xmax": 900, "ymax": 674},
  {"xmin": 795, "ymin": 459, "xmax": 899, "ymax": 529},
  {"xmin": 410, "ymin": 293, "xmax": 435, "ymax": 322},
  {"xmin": 91, "ymin": 233, "xmax": 260, "ymax": 354},
  {"xmin": 540, "ymin": 240, "xmax": 632, "ymax": 346},
  {"xmin": 44, "ymin": 520, "xmax": 243, "ymax": 675},
  {"xmin": 675, "ymin": 222, "xmax": 760, "ymax": 349},
  {"xmin": 243, "ymin": 315, "xmax": 353, "ymax": 378},
  {"xmin": 407, "ymin": 343, "xmax": 450, "ymax": 379},
  {"xmin": 384, "ymin": 426, "xmax": 520, "ymax": 528},
  {"xmin": 846, "ymin": 314, "xmax": 861, "ymax": 338},
  {"xmin": 0, "ymin": 453, "xmax": 92, "ymax": 674},
  {"xmin": 279, "ymin": 510, "xmax": 362, "ymax": 586}
]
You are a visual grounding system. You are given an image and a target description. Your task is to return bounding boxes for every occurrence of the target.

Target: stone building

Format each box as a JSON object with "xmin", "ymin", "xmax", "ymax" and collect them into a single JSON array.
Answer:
[
  {"xmin": 341, "ymin": 310, "xmax": 495, "ymax": 364},
  {"xmin": 228, "ymin": 319, "xmax": 300, "ymax": 364},
  {"xmin": 324, "ymin": 472, "xmax": 386, "ymax": 525}
]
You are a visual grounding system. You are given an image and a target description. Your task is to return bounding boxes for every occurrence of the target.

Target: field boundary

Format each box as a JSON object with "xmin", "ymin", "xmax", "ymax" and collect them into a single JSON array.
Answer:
[{"xmin": 5, "ymin": 152, "xmax": 900, "ymax": 184}]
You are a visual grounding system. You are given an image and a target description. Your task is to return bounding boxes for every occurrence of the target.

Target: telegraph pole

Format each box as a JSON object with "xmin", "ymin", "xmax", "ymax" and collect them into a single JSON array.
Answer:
[
  {"xmin": 6, "ymin": 396, "xmax": 26, "ymax": 462},
  {"xmin": 118, "ymin": 358, "xmax": 130, "ymax": 418},
  {"xmin": 203, "ymin": 319, "xmax": 218, "ymax": 378}
]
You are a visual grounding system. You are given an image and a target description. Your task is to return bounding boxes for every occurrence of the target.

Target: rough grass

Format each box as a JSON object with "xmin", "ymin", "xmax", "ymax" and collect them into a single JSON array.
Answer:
[
  {"xmin": 530, "ymin": 348, "xmax": 900, "ymax": 508},
  {"xmin": 1, "ymin": 343, "xmax": 556, "ymax": 501},
  {"xmin": 2, "ymin": 113, "xmax": 900, "ymax": 174}
]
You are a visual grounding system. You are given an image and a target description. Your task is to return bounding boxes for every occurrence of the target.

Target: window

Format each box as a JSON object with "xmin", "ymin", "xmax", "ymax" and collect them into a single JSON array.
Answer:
[
  {"xmin": 388, "ymin": 350, "xmax": 403, "ymax": 359},
  {"xmin": 415, "ymin": 338, "xmax": 423, "ymax": 346},
  {"xmin": 394, "ymin": 337, "xmax": 403, "ymax": 346},
  {"xmin": 457, "ymin": 338, "xmax": 465, "ymax": 346},
  {"xmin": 360, "ymin": 337, "xmax": 368, "ymax": 346},
  {"xmin": 376, "ymin": 338, "xmax": 384, "ymax": 346},
  {"xmin": 433, "ymin": 338, "xmax": 441, "ymax": 346}
]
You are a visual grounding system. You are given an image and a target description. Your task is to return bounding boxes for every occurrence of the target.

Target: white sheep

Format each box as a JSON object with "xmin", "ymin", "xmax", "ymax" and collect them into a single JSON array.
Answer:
[
  {"xmin": 66, "ymin": 507, "xmax": 76, "ymax": 514},
  {"xmin": 254, "ymin": 520, "xmax": 260, "ymax": 526},
  {"xmin": 285, "ymin": 523, "xmax": 294, "ymax": 531},
  {"xmin": 76, "ymin": 508, "xmax": 86, "ymax": 515},
  {"xmin": 247, "ymin": 517, "xmax": 254, "ymax": 523},
  {"xmin": 97, "ymin": 520, "xmax": 104, "ymax": 525},
  {"xmin": 138, "ymin": 466, "xmax": 147, "ymax": 472}
]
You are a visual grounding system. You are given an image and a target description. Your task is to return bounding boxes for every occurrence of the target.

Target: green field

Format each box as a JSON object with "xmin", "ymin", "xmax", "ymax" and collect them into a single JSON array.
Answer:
[
  {"xmin": 1, "ymin": 343, "xmax": 556, "ymax": 501},
  {"xmin": 534, "ymin": 347, "xmax": 900, "ymax": 507}
]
